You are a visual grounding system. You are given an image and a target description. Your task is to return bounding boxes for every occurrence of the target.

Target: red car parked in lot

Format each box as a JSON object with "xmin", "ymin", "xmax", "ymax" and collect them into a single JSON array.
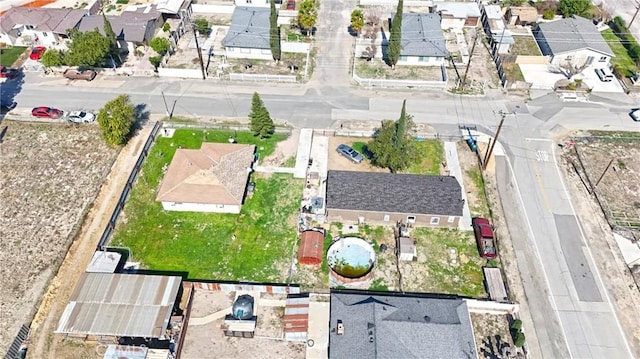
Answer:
[
  {"xmin": 472, "ymin": 217, "xmax": 497, "ymax": 259},
  {"xmin": 32, "ymin": 107, "xmax": 63, "ymax": 119},
  {"xmin": 29, "ymin": 46, "xmax": 46, "ymax": 60},
  {"xmin": 286, "ymin": 0, "xmax": 295, "ymax": 9}
]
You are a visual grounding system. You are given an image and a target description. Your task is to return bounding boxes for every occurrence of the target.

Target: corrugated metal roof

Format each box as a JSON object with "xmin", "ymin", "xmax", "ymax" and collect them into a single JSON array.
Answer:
[{"xmin": 56, "ymin": 273, "xmax": 181, "ymax": 338}]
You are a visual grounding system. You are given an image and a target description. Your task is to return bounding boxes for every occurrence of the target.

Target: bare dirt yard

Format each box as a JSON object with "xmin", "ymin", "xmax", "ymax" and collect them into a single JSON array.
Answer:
[
  {"xmin": 181, "ymin": 290, "xmax": 305, "ymax": 359},
  {"xmin": 471, "ymin": 313, "xmax": 522, "ymax": 359},
  {"xmin": 558, "ymin": 132, "xmax": 640, "ymax": 356},
  {"xmin": 0, "ymin": 122, "xmax": 119, "ymax": 355}
]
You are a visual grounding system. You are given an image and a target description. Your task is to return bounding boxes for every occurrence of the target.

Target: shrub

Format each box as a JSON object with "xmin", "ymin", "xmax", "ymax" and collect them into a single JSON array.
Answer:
[
  {"xmin": 162, "ymin": 23, "xmax": 171, "ymax": 32},
  {"xmin": 193, "ymin": 18, "xmax": 212, "ymax": 37},
  {"xmin": 149, "ymin": 55, "xmax": 162, "ymax": 69},
  {"xmin": 543, "ymin": 9, "xmax": 555, "ymax": 20},
  {"xmin": 514, "ymin": 331, "xmax": 526, "ymax": 347},
  {"xmin": 511, "ymin": 319, "xmax": 523, "ymax": 331}
]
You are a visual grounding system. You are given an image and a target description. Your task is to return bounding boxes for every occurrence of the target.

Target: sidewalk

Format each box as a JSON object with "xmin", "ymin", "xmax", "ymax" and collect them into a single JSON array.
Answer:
[{"xmin": 444, "ymin": 141, "xmax": 472, "ymax": 229}]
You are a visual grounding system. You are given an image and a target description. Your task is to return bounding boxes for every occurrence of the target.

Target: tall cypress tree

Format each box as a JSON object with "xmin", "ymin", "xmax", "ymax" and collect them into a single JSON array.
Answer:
[
  {"xmin": 394, "ymin": 99, "xmax": 407, "ymax": 149},
  {"xmin": 103, "ymin": 14, "xmax": 120, "ymax": 64},
  {"xmin": 249, "ymin": 92, "xmax": 275, "ymax": 138},
  {"xmin": 387, "ymin": 0, "xmax": 403, "ymax": 68},
  {"xmin": 270, "ymin": 0, "xmax": 281, "ymax": 61}
]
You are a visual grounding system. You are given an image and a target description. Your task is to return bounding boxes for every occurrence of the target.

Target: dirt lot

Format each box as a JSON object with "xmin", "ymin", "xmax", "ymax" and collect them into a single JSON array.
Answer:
[
  {"xmin": 0, "ymin": 122, "xmax": 119, "ymax": 355},
  {"xmin": 181, "ymin": 290, "xmax": 305, "ymax": 359}
]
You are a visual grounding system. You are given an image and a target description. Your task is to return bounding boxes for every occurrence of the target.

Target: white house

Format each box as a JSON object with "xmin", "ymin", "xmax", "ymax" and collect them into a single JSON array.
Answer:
[
  {"xmin": 156, "ymin": 142, "xmax": 256, "ymax": 214},
  {"xmin": 393, "ymin": 13, "xmax": 448, "ymax": 66},
  {"xmin": 222, "ymin": 6, "xmax": 273, "ymax": 60},
  {"xmin": 482, "ymin": 5, "xmax": 514, "ymax": 55},
  {"xmin": 0, "ymin": 7, "xmax": 88, "ymax": 47},
  {"xmin": 534, "ymin": 15, "xmax": 614, "ymax": 69}
]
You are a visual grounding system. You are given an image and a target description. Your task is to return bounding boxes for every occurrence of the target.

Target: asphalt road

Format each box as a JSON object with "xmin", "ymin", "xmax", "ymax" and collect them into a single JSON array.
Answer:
[{"xmin": 2, "ymin": 70, "xmax": 639, "ymax": 358}]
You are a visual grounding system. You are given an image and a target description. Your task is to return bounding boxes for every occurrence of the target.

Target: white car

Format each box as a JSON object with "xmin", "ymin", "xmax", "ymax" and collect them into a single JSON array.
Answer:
[
  {"xmin": 67, "ymin": 111, "xmax": 95, "ymax": 123},
  {"xmin": 631, "ymin": 109, "xmax": 640, "ymax": 122}
]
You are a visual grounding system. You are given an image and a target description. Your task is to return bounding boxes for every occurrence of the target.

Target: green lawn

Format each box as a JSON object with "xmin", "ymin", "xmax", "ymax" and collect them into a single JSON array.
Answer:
[
  {"xmin": 407, "ymin": 140, "xmax": 444, "ymax": 175},
  {"xmin": 352, "ymin": 140, "xmax": 444, "ymax": 175},
  {"xmin": 503, "ymin": 63, "xmax": 525, "ymax": 83},
  {"xmin": 601, "ymin": 29, "xmax": 638, "ymax": 76},
  {"xmin": 408, "ymin": 228, "xmax": 487, "ymax": 297},
  {"xmin": 510, "ymin": 36, "xmax": 542, "ymax": 56},
  {"xmin": 0, "ymin": 46, "xmax": 27, "ymax": 66},
  {"xmin": 111, "ymin": 129, "xmax": 303, "ymax": 281}
]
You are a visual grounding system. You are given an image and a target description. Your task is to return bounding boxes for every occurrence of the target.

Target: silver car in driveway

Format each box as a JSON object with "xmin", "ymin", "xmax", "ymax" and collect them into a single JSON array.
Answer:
[{"xmin": 336, "ymin": 144, "xmax": 364, "ymax": 163}]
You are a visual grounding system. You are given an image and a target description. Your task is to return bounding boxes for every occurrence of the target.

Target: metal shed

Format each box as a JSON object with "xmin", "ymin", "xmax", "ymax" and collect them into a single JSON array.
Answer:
[
  {"xmin": 298, "ymin": 229, "xmax": 325, "ymax": 266},
  {"xmin": 56, "ymin": 273, "xmax": 182, "ymax": 338}
]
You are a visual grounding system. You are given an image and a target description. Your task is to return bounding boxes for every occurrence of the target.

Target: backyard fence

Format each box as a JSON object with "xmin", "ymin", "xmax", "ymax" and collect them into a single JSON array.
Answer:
[
  {"xmin": 228, "ymin": 73, "xmax": 298, "ymax": 82},
  {"xmin": 96, "ymin": 121, "xmax": 163, "ymax": 250},
  {"xmin": 352, "ymin": 65, "xmax": 448, "ymax": 89}
]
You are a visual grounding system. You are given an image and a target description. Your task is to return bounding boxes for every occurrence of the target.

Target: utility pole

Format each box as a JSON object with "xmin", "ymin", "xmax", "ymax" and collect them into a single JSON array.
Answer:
[
  {"xmin": 161, "ymin": 90, "xmax": 178, "ymax": 120},
  {"xmin": 482, "ymin": 111, "xmax": 510, "ymax": 171},
  {"xmin": 460, "ymin": 33, "xmax": 478, "ymax": 92},
  {"xmin": 630, "ymin": 4, "xmax": 640, "ymax": 28},
  {"xmin": 594, "ymin": 158, "xmax": 615, "ymax": 188},
  {"xmin": 192, "ymin": 25, "xmax": 206, "ymax": 80}
]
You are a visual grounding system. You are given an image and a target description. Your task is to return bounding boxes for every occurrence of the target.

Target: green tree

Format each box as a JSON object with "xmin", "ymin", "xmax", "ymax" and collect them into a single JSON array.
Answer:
[
  {"xmin": 350, "ymin": 9, "xmax": 365, "ymax": 33},
  {"xmin": 514, "ymin": 331, "xmax": 526, "ymax": 347},
  {"xmin": 150, "ymin": 37, "xmax": 171, "ymax": 56},
  {"xmin": 41, "ymin": 49, "xmax": 65, "ymax": 67},
  {"xmin": 367, "ymin": 100, "xmax": 418, "ymax": 172},
  {"xmin": 193, "ymin": 18, "xmax": 212, "ymax": 37},
  {"xmin": 102, "ymin": 14, "xmax": 121, "ymax": 64},
  {"xmin": 558, "ymin": 0, "xmax": 592, "ymax": 18},
  {"xmin": 162, "ymin": 22, "xmax": 171, "ymax": 32},
  {"xmin": 249, "ymin": 92, "xmax": 275, "ymax": 139},
  {"xmin": 270, "ymin": 0, "xmax": 281, "ymax": 61},
  {"xmin": 298, "ymin": 0, "xmax": 318, "ymax": 35},
  {"xmin": 149, "ymin": 55, "xmax": 162, "ymax": 69},
  {"xmin": 64, "ymin": 29, "xmax": 110, "ymax": 67},
  {"xmin": 97, "ymin": 94, "xmax": 136, "ymax": 146},
  {"xmin": 387, "ymin": 0, "xmax": 404, "ymax": 67}
]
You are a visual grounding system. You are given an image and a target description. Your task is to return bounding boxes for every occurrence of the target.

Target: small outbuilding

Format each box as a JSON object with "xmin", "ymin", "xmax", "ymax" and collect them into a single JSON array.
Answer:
[
  {"xmin": 298, "ymin": 229, "xmax": 325, "ymax": 266},
  {"xmin": 398, "ymin": 237, "xmax": 417, "ymax": 261}
]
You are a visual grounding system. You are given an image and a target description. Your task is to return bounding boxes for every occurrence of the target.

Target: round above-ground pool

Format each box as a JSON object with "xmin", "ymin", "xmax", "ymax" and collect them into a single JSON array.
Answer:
[{"xmin": 327, "ymin": 237, "xmax": 376, "ymax": 283}]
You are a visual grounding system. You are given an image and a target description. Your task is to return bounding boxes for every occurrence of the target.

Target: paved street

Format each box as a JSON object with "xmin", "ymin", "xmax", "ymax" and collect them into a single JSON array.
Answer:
[{"xmin": 2, "ymin": 69, "xmax": 640, "ymax": 358}]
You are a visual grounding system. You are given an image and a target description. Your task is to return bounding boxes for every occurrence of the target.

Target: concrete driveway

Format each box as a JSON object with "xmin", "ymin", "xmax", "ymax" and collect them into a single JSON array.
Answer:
[
  {"xmin": 519, "ymin": 63, "xmax": 567, "ymax": 89},
  {"xmin": 312, "ymin": 0, "xmax": 358, "ymax": 86},
  {"xmin": 580, "ymin": 66, "xmax": 625, "ymax": 93}
]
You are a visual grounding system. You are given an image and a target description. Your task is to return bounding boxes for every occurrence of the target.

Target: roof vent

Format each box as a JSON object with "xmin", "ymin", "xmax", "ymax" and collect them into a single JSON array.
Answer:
[
  {"xmin": 337, "ymin": 320, "xmax": 344, "ymax": 335},
  {"xmin": 424, "ymin": 315, "xmax": 431, "ymax": 322}
]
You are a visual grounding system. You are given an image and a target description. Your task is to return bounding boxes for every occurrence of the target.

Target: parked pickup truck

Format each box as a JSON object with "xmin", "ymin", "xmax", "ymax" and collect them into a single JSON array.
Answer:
[{"xmin": 472, "ymin": 217, "xmax": 497, "ymax": 259}]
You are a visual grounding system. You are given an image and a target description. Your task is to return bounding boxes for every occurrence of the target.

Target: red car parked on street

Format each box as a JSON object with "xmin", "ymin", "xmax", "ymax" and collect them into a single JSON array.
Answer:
[
  {"xmin": 32, "ymin": 107, "xmax": 63, "ymax": 119},
  {"xmin": 29, "ymin": 46, "xmax": 46, "ymax": 60}
]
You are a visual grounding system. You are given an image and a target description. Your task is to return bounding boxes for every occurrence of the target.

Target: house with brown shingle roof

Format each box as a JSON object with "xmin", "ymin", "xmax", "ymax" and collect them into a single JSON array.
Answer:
[
  {"xmin": 156, "ymin": 142, "xmax": 256, "ymax": 213},
  {"xmin": 0, "ymin": 7, "xmax": 88, "ymax": 46}
]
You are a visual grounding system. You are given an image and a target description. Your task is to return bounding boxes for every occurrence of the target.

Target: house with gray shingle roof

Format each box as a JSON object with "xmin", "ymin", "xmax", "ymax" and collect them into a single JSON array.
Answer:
[
  {"xmin": 325, "ymin": 171, "xmax": 463, "ymax": 227},
  {"xmin": 78, "ymin": 9, "xmax": 162, "ymax": 50},
  {"xmin": 391, "ymin": 13, "xmax": 448, "ymax": 66},
  {"xmin": 329, "ymin": 292, "xmax": 478, "ymax": 359},
  {"xmin": 0, "ymin": 7, "xmax": 88, "ymax": 47},
  {"xmin": 534, "ymin": 15, "xmax": 614, "ymax": 69},
  {"xmin": 222, "ymin": 6, "xmax": 273, "ymax": 60}
]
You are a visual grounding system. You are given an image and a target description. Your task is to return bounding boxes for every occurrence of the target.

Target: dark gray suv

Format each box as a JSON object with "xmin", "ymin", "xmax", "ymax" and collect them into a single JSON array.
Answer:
[{"xmin": 337, "ymin": 144, "xmax": 364, "ymax": 163}]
